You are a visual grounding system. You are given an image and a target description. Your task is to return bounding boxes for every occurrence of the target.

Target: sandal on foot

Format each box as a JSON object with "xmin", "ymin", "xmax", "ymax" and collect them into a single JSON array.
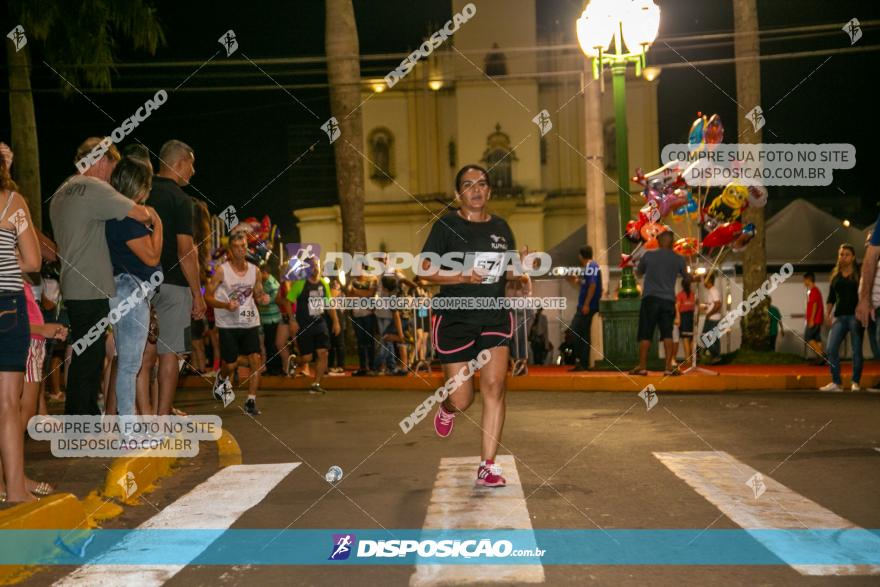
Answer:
[
  {"xmin": 629, "ymin": 368, "xmax": 648, "ymax": 376},
  {"xmin": 30, "ymin": 482, "xmax": 54, "ymax": 496}
]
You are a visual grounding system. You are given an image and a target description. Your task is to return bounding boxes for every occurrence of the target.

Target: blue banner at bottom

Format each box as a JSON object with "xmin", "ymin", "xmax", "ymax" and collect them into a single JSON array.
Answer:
[{"xmin": 0, "ymin": 529, "xmax": 878, "ymax": 566}]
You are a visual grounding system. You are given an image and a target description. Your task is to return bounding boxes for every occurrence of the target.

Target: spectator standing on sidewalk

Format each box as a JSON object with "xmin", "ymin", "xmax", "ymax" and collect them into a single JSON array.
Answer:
[
  {"xmin": 105, "ymin": 156, "xmax": 163, "ymax": 421},
  {"xmin": 257, "ymin": 262, "xmax": 284, "ymax": 375},
  {"xmin": 820, "ymin": 244, "xmax": 863, "ymax": 392},
  {"xmin": 529, "ymin": 306, "xmax": 550, "ymax": 365},
  {"xmin": 49, "ymin": 138, "xmax": 152, "ymax": 415},
  {"xmin": 0, "ymin": 141, "xmax": 53, "ymax": 503},
  {"xmin": 699, "ymin": 272, "xmax": 723, "ymax": 365},
  {"xmin": 767, "ymin": 297, "xmax": 783, "ymax": 352},
  {"xmin": 569, "ymin": 245, "xmax": 601, "ymax": 371},
  {"xmin": 674, "ymin": 279, "xmax": 696, "ymax": 365},
  {"xmin": 326, "ymin": 278, "xmax": 346, "ymax": 375},
  {"xmin": 146, "ymin": 140, "xmax": 205, "ymax": 415},
  {"xmin": 856, "ymin": 221, "xmax": 880, "ymax": 391},
  {"xmin": 630, "ymin": 231, "xmax": 689, "ymax": 375},
  {"xmin": 804, "ymin": 272, "xmax": 825, "ymax": 365},
  {"xmin": 347, "ymin": 275, "xmax": 378, "ymax": 376}
]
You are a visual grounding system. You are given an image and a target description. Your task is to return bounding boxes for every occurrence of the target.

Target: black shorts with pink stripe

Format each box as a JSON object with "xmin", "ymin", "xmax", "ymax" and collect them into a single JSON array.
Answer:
[{"xmin": 431, "ymin": 310, "xmax": 513, "ymax": 364}]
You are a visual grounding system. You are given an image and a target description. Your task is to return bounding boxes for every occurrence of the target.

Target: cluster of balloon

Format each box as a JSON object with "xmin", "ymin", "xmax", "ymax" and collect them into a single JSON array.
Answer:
[
  {"xmin": 215, "ymin": 215, "xmax": 280, "ymax": 267},
  {"xmin": 621, "ymin": 112, "xmax": 769, "ymax": 271},
  {"xmin": 240, "ymin": 216, "xmax": 279, "ymax": 266},
  {"xmin": 623, "ymin": 159, "xmax": 691, "ymax": 267},
  {"xmin": 688, "ymin": 112, "xmax": 724, "ymax": 155},
  {"xmin": 702, "ymin": 184, "xmax": 766, "ymax": 250}
]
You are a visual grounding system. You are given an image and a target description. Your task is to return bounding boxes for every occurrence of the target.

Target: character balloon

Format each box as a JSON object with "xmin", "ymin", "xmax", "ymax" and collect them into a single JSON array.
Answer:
[{"xmin": 703, "ymin": 221, "xmax": 744, "ymax": 249}]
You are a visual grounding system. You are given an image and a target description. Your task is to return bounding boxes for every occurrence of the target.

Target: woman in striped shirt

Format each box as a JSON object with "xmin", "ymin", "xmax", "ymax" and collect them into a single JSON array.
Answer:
[{"xmin": 0, "ymin": 142, "xmax": 45, "ymax": 503}]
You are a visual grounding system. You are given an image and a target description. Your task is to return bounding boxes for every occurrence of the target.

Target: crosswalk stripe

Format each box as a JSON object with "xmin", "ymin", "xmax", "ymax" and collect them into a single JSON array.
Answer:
[
  {"xmin": 654, "ymin": 451, "xmax": 880, "ymax": 576},
  {"xmin": 409, "ymin": 455, "xmax": 545, "ymax": 586},
  {"xmin": 54, "ymin": 462, "xmax": 300, "ymax": 586}
]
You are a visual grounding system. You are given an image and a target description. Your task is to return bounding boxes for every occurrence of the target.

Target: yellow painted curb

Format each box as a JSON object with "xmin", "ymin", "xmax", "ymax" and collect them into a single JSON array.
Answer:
[
  {"xmin": 0, "ymin": 494, "xmax": 94, "ymax": 585},
  {"xmin": 81, "ymin": 491, "xmax": 123, "ymax": 522},
  {"xmin": 0, "ymin": 493, "xmax": 92, "ymax": 530},
  {"xmin": 0, "ymin": 429, "xmax": 240, "ymax": 585},
  {"xmin": 102, "ymin": 451, "xmax": 177, "ymax": 505},
  {"xmin": 217, "ymin": 428, "xmax": 242, "ymax": 468}
]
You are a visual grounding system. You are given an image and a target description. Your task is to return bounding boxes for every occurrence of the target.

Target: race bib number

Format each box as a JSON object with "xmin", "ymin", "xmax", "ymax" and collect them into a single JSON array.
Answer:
[
  {"xmin": 474, "ymin": 252, "xmax": 505, "ymax": 284},
  {"xmin": 308, "ymin": 289, "xmax": 324, "ymax": 316},
  {"xmin": 238, "ymin": 307, "xmax": 256, "ymax": 322}
]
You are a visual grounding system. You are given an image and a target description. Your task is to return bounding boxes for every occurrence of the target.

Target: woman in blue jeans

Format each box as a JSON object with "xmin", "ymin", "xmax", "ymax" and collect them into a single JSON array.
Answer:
[
  {"xmin": 820, "ymin": 244, "xmax": 863, "ymax": 392},
  {"xmin": 106, "ymin": 157, "xmax": 163, "ymax": 419}
]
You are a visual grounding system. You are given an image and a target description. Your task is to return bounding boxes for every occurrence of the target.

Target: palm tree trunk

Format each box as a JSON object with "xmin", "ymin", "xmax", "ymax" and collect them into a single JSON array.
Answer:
[
  {"xmin": 733, "ymin": 0, "xmax": 767, "ymax": 350},
  {"xmin": 6, "ymin": 44, "xmax": 42, "ymax": 229},
  {"xmin": 325, "ymin": 0, "xmax": 366, "ymax": 256}
]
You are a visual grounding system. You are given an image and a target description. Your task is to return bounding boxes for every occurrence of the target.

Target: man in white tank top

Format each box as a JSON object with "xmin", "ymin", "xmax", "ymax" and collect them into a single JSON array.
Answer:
[{"xmin": 205, "ymin": 232, "xmax": 269, "ymax": 415}]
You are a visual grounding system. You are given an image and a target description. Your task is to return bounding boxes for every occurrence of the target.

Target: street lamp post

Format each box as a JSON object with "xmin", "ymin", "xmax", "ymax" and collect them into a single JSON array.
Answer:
[
  {"xmin": 577, "ymin": 0, "xmax": 660, "ymax": 366},
  {"xmin": 578, "ymin": 0, "xmax": 660, "ymax": 297}
]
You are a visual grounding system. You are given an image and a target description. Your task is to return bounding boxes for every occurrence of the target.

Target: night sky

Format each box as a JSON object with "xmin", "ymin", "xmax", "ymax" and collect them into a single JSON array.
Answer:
[{"xmin": 2, "ymin": 0, "xmax": 878, "ymax": 244}]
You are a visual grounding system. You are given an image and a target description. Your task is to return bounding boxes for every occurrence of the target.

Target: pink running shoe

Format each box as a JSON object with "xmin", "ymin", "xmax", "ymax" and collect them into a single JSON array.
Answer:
[
  {"xmin": 476, "ymin": 460, "xmax": 506, "ymax": 487},
  {"xmin": 433, "ymin": 404, "xmax": 456, "ymax": 438}
]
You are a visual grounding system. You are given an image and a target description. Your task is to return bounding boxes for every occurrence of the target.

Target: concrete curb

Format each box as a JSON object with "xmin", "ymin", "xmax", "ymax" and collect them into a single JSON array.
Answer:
[
  {"xmin": 102, "ymin": 451, "xmax": 177, "ymax": 505},
  {"xmin": 180, "ymin": 373, "xmax": 874, "ymax": 393},
  {"xmin": 217, "ymin": 428, "xmax": 243, "ymax": 468},
  {"xmin": 0, "ymin": 494, "xmax": 94, "ymax": 585},
  {"xmin": 0, "ymin": 429, "xmax": 241, "ymax": 585}
]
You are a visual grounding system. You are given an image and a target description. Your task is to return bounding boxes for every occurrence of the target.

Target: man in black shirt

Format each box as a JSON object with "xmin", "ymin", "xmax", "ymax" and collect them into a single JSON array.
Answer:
[
  {"xmin": 419, "ymin": 164, "xmax": 529, "ymax": 488},
  {"xmin": 289, "ymin": 257, "xmax": 340, "ymax": 394},
  {"xmin": 146, "ymin": 140, "xmax": 206, "ymax": 415}
]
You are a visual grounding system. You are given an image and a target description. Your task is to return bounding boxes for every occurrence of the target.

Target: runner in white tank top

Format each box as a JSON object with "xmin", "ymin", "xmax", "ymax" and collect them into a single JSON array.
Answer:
[
  {"xmin": 205, "ymin": 232, "xmax": 269, "ymax": 415},
  {"xmin": 214, "ymin": 261, "xmax": 259, "ymax": 329}
]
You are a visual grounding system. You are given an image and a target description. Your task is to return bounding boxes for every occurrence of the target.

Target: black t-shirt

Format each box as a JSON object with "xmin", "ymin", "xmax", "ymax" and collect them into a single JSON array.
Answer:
[
  {"xmin": 295, "ymin": 279, "xmax": 329, "ymax": 330},
  {"xmin": 421, "ymin": 211, "xmax": 516, "ymax": 321},
  {"xmin": 828, "ymin": 272, "xmax": 859, "ymax": 316},
  {"xmin": 105, "ymin": 217, "xmax": 162, "ymax": 282},
  {"xmin": 146, "ymin": 176, "xmax": 193, "ymax": 287}
]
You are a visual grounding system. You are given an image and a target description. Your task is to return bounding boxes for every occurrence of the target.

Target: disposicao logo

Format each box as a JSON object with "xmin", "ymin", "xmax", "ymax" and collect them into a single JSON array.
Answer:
[{"xmin": 329, "ymin": 533, "xmax": 356, "ymax": 561}]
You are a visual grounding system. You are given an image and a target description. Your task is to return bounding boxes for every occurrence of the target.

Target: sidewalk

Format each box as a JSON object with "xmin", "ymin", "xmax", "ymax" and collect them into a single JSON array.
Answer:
[{"xmin": 179, "ymin": 362, "xmax": 880, "ymax": 393}]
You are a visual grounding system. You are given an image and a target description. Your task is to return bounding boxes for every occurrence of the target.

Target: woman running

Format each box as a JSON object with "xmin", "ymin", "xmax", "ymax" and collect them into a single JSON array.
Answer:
[{"xmin": 419, "ymin": 164, "xmax": 529, "ymax": 488}]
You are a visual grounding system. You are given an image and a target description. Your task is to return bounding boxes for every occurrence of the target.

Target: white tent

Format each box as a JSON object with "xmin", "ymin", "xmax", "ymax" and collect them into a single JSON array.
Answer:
[{"xmin": 757, "ymin": 198, "xmax": 867, "ymax": 266}]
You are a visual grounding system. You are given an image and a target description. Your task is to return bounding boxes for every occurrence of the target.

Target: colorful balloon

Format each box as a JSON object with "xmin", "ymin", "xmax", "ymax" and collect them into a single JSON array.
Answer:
[
  {"xmin": 704, "ymin": 114, "xmax": 724, "ymax": 145},
  {"xmin": 688, "ymin": 114, "xmax": 706, "ymax": 153},
  {"xmin": 703, "ymin": 221, "xmax": 743, "ymax": 249},
  {"xmin": 700, "ymin": 210, "xmax": 719, "ymax": 232},
  {"xmin": 633, "ymin": 160, "xmax": 683, "ymax": 188},
  {"xmin": 640, "ymin": 201, "xmax": 662, "ymax": 225},
  {"xmin": 658, "ymin": 189, "xmax": 689, "ymax": 218},
  {"xmin": 731, "ymin": 223, "xmax": 756, "ymax": 252},
  {"xmin": 707, "ymin": 183, "xmax": 749, "ymax": 223},
  {"xmin": 625, "ymin": 220, "xmax": 643, "ymax": 243},
  {"xmin": 673, "ymin": 237, "xmax": 698, "ymax": 257},
  {"xmin": 747, "ymin": 185, "xmax": 768, "ymax": 208},
  {"xmin": 641, "ymin": 222, "xmax": 669, "ymax": 249}
]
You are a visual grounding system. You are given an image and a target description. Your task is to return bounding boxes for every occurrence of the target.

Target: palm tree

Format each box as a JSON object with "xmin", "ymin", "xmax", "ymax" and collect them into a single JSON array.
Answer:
[
  {"xmin": 325, "ymin": 0, "xmax": 367, "ymax": 256},
  {"xmin": 6, "ymin": 0, "xmax": 164, "ymax": 229},
  {"xmin": 733, "ymin": 0, "xmax": 768, "ymax": 350}
]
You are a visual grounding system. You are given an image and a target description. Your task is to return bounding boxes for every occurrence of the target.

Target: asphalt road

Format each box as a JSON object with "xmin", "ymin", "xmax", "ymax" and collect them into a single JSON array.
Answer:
[{"xmin": 30, "ymin": 388, "xmax": 880, "ymax": 586}]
